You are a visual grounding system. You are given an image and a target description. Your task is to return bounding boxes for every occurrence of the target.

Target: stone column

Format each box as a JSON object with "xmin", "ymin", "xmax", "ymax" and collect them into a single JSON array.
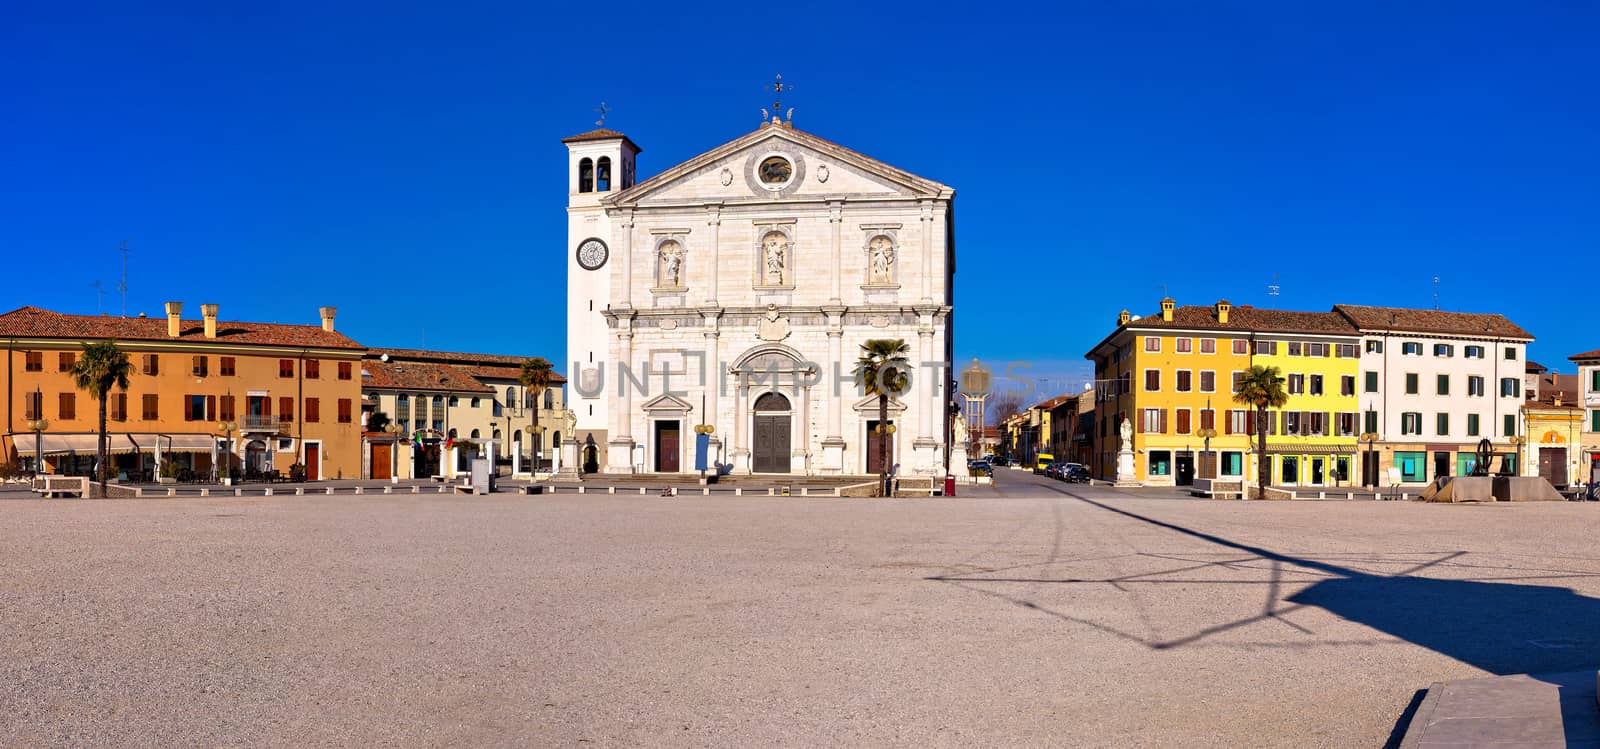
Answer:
[
  {"xmin": 829, "ymin": 201, "xmax": 843, "ymax": 303},
  {"xmin": 912, "ymin": 314, "xmax": 939, "ymax": 475},
  {"xmin": 607, "ymin": 324, "xmax": 636, "ymax": 474},
  {"xmin": 821, "ymin": 317, "xmax": 846, "ymax": 473},
  {"xmin": 703, "ymin": 324, "xmax": 721, "ymax": 465},
  {"xmin": 705, "ymin": 204, "xmax": 721, "ymax": 306},
  {"xmin": 799, "ymin": 381, "xmax": 814, "ymax": 475},
  {"xmin": 732, "ymin": 379, "xmax": 750, "ymax": 474},
  {"xmin": 919, "ymin": 201, "xmax": 934, "ymax": 303},
  {"xmin": 620, "ymin": 210, "xmax": 635, "ymax": 307}
]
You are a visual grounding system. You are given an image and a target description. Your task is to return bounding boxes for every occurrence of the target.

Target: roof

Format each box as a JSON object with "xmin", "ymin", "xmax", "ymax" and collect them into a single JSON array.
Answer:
[
  {"xmin": 1527, "ymin": 361, "xmax": 1548, "ymax": 374},
  {"xmin": 560, "ymin": 128, "xmax": 641, "ymax": 152},
  {"xmin": 367, "ymin": 348, "xmax": 566, "ymax": 383},
  {"xmin": 363, "ymin": 360, "xmax": 492, "ymax": 394},
  {"xmin": 0, "ymin": 306, "xmax": 364, "ymax": 350},
  {"xmin": 1332, "ymin": 305, "xmax": 1533, "ymax": 340},
  {"xmin": 1569, "ymin": 349, "xmax": 1600, "ymax": 362},
  {"xmin": 1527, "ymin": 373, "xmax": 1580, "ymax": 410},
  {"xmin": 1033, "ymin": 394, "xmax": 1074, "ymax": 411},
  {"xmin": 1086, "ymin": 304, "xmax": 1357, "ymax": 358}
]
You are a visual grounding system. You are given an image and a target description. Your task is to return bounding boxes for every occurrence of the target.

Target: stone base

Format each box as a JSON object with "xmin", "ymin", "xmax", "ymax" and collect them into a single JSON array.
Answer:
[
  {"xmin": 606, "ymin": 438, "xmax": 635, "ymax": 474},
  {"xmin": 820, "ymin": 438, "xmax": 845, "ymax": 474},
  {"xmin": 732, "ymin": 448, "xmax": 750, "ymax": 475},
  {"xmin": 912, "ymin": 438, "xmax": 939, "ymax": 476},
  {"xmin": 1495, "ymin": 476, "xmax": 1565, "ymax": 501}
]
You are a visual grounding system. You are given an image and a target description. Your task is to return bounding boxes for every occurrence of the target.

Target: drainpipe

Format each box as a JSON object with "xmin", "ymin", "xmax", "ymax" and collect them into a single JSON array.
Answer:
[
  {"xmin": 6, "ymin": 338, "xmax": 13, "ymax": 435},
  {"xmin": 297, "ymin": 348, "xmax": 305, "ymax": 466}
]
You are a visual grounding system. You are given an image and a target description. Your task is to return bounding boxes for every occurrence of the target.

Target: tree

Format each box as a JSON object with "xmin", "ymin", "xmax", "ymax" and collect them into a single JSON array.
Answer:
[
  {"xmin": 518, "ymin": 357, "xmax": 554, "ymax": 469},
  {"xmin": 70, "ymin": 340, "xmax": 132, "ymax": 495},
  {"xmin": 989, "ymin": 390, "xmax": 1025, "ymax": 426},
  {"xmin": 368, "ymin": 411, "xmax": 391, "ymax": 433},
  {"xmin": 853, "ymin": 339, "xmax": 910, "ymax": 497},
  {"xmin": 1231, "ymin": 364, "xmax": 1289, "ymax": 499}
]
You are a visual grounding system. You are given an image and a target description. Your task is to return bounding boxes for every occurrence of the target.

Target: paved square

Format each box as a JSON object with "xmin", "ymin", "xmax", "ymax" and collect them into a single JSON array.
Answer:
[{"xmin": 5, "ymin": 473, "xmax": 1600, "ymax": 747}]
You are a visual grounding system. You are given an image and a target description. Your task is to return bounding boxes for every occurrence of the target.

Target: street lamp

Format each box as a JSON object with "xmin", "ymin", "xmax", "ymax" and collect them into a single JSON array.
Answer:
[
  {"xmin": 875, "ymin": 422, "xmax": 898, "ymax": 496},
  {"xmin": 1359, "ymin": 432, "xmax": 1380, "ymax": 489},
  {"xmin": 383, "ymin": 421, "xmax": 403, "ymax": 481},
  {"xmin": 216, "ymin": 420, "xmax": 236, "ymax": 483},
  {"xmin": 1196, "ymin": 427, "xmax": 1218, "ymax": 479},
  {"xmin": 1508, "ymin": 433, "xmax": 1527, "ymax": 477},
  {"xmin": 530, "ymin": 424, "xmax": 546, "ymax": 473}
]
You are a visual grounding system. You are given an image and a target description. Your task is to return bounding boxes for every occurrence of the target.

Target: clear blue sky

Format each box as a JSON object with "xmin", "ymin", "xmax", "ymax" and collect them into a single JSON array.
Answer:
[{"xmin": 4, "ymin": 1, "xmax": 1596, "ymax": 394}]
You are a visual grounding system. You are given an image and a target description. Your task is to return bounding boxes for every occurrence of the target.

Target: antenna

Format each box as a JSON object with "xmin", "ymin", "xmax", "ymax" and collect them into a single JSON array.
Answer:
[
  {"xmin": 1432, "ymin": 276, "xmax": 1440, "ymax": 311},
  {"xmin": 118, "ymin": 239, "xmax": 130, "ymax": 317},
  {"xmin": 92, "ymin": 280, "xmax": 105, "ymax": 314}
]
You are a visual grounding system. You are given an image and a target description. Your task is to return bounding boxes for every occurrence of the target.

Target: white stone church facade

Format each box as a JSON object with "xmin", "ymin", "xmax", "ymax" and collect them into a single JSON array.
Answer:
[{"xmin": 563, "ymin": 116, "xmax": 955, "ymax": 476}]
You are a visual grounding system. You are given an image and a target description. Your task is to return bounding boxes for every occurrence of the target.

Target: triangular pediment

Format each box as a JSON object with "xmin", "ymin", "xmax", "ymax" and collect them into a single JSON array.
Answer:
[
  {"xmin": 852, "ymin": 395, "xmax": 908, "ymax": 415},
  {"xmin": 640, "ymin": 393, "xmax": 695, "ymax": 413},
  {"xmin": 603, "ymin": 124, "xmax": 952, "ymax": 208}
]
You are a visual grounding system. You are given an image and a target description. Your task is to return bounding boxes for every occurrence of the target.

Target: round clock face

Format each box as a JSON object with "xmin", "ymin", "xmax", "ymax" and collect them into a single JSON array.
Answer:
[{"xmin": 576, "ymin": 238, "xmax": 609, "ymax": 270}]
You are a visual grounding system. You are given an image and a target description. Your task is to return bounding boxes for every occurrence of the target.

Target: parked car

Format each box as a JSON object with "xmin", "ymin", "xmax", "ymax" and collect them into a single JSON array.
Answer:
[
  {"xmin": 1062, "ymin": 464, "xmax": 1090, "ymax": 483},
  {"xmin": 1045, "ymin": 462, "xmax": 1067, "ymax": 480},
  {"xmin": 967, "ymin": 458, "xmax": 993, "ymax": 476},
  {"xmin": 989, "ymin": 454, "xmax": 1010, "ymax": 467}
]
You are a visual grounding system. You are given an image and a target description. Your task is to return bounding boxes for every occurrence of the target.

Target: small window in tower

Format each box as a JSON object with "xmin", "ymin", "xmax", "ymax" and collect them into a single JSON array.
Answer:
[
  {"xmin": 596, "ymin": 157, "xmax": 612, "ymax": 191},
  {"xmin": 578, "ymin": 158, "xmax": 594, "ymax": 193}
]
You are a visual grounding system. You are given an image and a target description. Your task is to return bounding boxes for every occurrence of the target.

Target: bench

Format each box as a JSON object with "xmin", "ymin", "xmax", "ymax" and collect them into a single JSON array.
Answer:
[
  {"xmin": 34, "ymin": 475, "xmax": 88, "ymax": 498},
  {"xmin": 1191, "ymin": 478, "xmax": 1244, "ymax": 499}
]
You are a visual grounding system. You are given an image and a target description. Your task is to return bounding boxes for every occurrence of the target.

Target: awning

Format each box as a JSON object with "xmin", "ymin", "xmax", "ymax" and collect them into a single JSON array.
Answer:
[{"xmin": 8, "ymin": 433, "xmax": 219, "ymax": 455}]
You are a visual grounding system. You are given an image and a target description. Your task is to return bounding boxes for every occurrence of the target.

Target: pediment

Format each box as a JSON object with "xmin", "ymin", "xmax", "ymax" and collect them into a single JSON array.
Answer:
[
  {"xmin": 604, "ymin": 124, "xmax": 952, "ymax": 208},
  {"xmin": 641, "ymin": 393, "xmax": 694, "ymax": 413},
  {"xmin": 853, "ymin": 394, "xmax": 908, "ymax": 415}
]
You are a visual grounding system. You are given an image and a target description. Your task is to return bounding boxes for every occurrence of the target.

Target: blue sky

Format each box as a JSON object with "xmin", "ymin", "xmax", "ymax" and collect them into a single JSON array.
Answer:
[{"xmin": 3, "ymin": 1, "xmax": 1596, "ymax": 395}]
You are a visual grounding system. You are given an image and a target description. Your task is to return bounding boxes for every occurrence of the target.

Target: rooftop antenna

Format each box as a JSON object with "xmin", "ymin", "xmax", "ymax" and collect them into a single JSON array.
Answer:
[
  {"xmin": 593, "ymin": 101, "xmax": 610, "ymax": 127},
  {"xmin": 117, "ymin": 239, "xmax": 130, "ymax": 317},
  {"xmin": 1432, "ymin": 276, "xmax": 1440, "ymax": 311},
  {"xmin": 1267, "ymin": 274, "xmax": 1281, "ymax": 308},
  {"xmin": 92, "ymin": 280, "xmax": 105, "ymax": 314}
]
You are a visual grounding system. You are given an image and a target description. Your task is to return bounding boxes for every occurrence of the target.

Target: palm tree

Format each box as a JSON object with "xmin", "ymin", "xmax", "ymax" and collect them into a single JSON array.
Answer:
[
  {"xmin": 1231, "ymin": 364, "xmax": 1289, "ymax": 499},
  {"xmin": 70, "ymin": 340, "xmax": 132, "ymax": 495},
  {"xmin": 853, "ymin": 339, "xmax": 910, "ymax": 497},
  {"xmin": 518, "ymin": 357, "xmax": 554, "ymax": 470}
]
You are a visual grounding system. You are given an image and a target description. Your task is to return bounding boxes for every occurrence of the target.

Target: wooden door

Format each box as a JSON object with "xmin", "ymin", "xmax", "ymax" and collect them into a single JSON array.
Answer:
[
  {"xmin": 1198, "ymin": 452, "xmax": 1218, "ymax": 480},
  {"xmin": 865, "ymin": 420, "xmax": 893, "ymax": 475},
  {"xmin": 372, "ymin": 443, "xmax": 392, "ymax": 480},
  {"xmin": 655, "ymin": 422, "xmax": 680, "ymax": 473},
  {"xmin": 306, "ymin": 443, "xmax": 320, "ymax": 481},
  {"xmin": 1540, "ymin": 447, "xmax": 1567, "ymax": 486},
  {"xmin": 753, "ymin": 415, "xmax": 791, "ymax": 473}
]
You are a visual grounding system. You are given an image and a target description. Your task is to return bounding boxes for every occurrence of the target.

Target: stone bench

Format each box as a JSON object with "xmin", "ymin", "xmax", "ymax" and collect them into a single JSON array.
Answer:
[
  {"xmin": 34, "ymin": 475, "xmax": 88, "ymax": 498},
  {"xmin": 1191, "ymin": 478, "xmax": 1244, "ymax": 499}
]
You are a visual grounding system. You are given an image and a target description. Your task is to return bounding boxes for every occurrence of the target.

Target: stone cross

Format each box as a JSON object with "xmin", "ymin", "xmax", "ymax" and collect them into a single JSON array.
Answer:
[{"xmin": 766, "ymin": 74, "xmax": 792, "ymax": 113}]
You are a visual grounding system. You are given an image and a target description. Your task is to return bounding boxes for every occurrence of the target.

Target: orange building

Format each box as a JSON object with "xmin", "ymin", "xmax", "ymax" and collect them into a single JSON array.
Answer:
[{"xmin": 1, "ymin": 303, "xmax": 364, "ymax": 481}]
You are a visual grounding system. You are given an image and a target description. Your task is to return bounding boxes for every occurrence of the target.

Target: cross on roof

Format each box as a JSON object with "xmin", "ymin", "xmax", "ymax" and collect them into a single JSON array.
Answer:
[{"xmin": 767, "ymin": 74, "xmax": 792, "ymax": 112}]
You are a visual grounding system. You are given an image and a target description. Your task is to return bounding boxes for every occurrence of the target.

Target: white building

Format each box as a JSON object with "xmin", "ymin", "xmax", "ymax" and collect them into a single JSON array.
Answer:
[
  {"xmin": 1339, "ymin": 305, "xmax": 1532, "ymax": 483},
  {"xmin": 563, "ymin": 114, "xmax": 955, "ymax": 476}
]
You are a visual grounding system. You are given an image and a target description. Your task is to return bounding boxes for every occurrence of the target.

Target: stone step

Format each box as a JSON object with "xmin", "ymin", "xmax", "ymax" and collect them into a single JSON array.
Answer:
[{"xmin": 1400, "ymin": 670, "xmax": 1600, "ymax": 747}]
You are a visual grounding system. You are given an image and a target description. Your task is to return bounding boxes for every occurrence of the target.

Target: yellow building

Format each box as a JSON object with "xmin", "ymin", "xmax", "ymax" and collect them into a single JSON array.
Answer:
[
  {"xmin": 1, "ymin": 303, "xmax": 364, "ymax": 480},
  {"xmin": 1244, "ymin": 313, "xmax": 1361, "ymax": 487}
]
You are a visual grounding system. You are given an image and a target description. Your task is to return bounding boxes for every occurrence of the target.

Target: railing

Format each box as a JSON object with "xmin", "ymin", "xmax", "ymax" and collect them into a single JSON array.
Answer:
[{"xmin": 241, "ymin": 415, "xmax": 280, "ymax": 433}]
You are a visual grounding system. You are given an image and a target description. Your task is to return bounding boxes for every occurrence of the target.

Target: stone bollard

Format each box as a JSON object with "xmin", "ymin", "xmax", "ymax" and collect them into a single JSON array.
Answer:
[
  {"xmin": 638, "ymin": 487, "xmax": 646, "ymax": 495},
  {"xmin": 703, "ymin": 488, "xmax": 709, "ymax": 496},
  {"xmin": 410, "ymin": 486, "xmax": 419, "ymax": 494},
  {"xmin": 801, "ymin": 488, "xmax": 809, "ymax": 497},
  {"xmin": 578, "ymin": 486, "xmax": 586, "ymax": 494},
  {"xmin": 167, "ymin": 488, "xmax": 176, "ymax": 497},
  {"xmin": 383, "ymin": 486, "xmax": 392, "ymax": 494},
  {"xmin": 767, "ymin": 488, "xmax": 775, "ymax": 496},
  {"xmin": 325, "ymin": 487, "xmax": 335, "ymax": 495},
  {"xmin": 264, "ymin": 488, "xmax": 272, "ymax": 496},
  {"xmin": 735, "ymin": 488, "xmax": 743, "ymax": 496},
  {"xmin": 295, "ymin": 487, "xmax": 304, "ymax": 496},
  {"xmin": 354, "ymin": 486, "xmax": 364, "ymax": 495},
  {"xmin": 233, "ymin": 488, "xmax": 242, "ymax": 497}
]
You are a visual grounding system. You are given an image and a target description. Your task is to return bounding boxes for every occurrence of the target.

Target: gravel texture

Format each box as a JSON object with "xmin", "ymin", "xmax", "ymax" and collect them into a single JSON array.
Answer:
[{"xmin": 5, "ymin": 471, "xmax": 1600, "ymax": 747}]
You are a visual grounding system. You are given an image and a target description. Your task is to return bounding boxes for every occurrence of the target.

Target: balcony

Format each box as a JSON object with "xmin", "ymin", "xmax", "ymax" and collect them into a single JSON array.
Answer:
[{"xmin": 241, "ymin": 415, "xmax": 281, "ymax": 434}]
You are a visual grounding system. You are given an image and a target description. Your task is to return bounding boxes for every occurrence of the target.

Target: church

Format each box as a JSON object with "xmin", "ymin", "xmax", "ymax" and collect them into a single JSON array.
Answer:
[{"xmin": 562, "ymin": 105, "xmax": 955, "ymax": 477}]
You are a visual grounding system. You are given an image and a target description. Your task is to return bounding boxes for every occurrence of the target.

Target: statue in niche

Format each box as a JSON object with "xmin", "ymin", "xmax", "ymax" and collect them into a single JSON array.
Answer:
[
  {"xmin": 761, "ymin": 231, "xmax": 787, "ymax": 285},
  {"xmin": 868, "ymin": 235, "xmax": 896, "ymax": 284},
  {"xmin": 658, "ymin": 240, "xmax": 683, "ymax": 288}
]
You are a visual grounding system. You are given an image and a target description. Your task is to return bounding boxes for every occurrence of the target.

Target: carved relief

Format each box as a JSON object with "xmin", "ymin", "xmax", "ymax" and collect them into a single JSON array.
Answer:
[
  {"xmin": 817, "ymin": 164, "xmax": 830, "ymax": 183},
  {"xmin": 720, "ymin": 167, "xmax": 733, "ymax": 186},
  {"xmin": 757, "ymin": 304, "xmax": 791, "ymax": 341}
]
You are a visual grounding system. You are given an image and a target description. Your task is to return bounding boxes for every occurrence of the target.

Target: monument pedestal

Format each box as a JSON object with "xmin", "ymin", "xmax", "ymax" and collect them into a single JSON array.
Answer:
[
  {"xmin": 606, "ymin": 438, "xmax": 635, "ymax": 474},
  {"xmin": 820, "ymin": 438, "xmax": 845, "ymax": 474},
  {"xmin": 1113, "ymin": 445, "xmax": 1140, "ymax": 487},
  {"xmin": 554, "ymin": 438, "xmax": 581, "ymax": 481},
  {"xmin": 913, "ymin": 437, "xmax": 939, "ymax": 476}
]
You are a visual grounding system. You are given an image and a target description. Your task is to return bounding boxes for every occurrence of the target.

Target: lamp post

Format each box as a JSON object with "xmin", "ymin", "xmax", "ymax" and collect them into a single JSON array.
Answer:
[
  {"xmin": 1509, "ymin": 433, "xmax": 1527, "ymax": 477},
  {"xmin": 1359, "ymin": 432, "xmax": 1380, "ymax": 490},
  {"xmin": 530, "ymin": 424, "xmax": 546, "ymax": 474},
  {"xmin": 876, "ymin": 422, "xmax": 898, "ymax": 496},
  {"xmin": 1196, "ymin": 427, "xmax": 1218, "ymax": 480},
  {"xmin": 694, "ymin": 423, "xmax": 715, "ymax": 480},
  {"xmin": 216, "ymin": 420, "xmax": 236, "ymax": 483},
  {"xmin": 383, "ymin": 421, "xmax": 403, "ymax": 482},
  {"xmin": 25, "ymin": 418, "xmax": 49, "ymax": 478}
]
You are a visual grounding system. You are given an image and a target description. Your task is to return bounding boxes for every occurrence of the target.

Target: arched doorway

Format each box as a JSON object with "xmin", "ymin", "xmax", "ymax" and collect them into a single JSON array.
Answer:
[
  {"xmin": 245, "ymin": 439, "xmax": 268, "ymax": 476},
  {"xmin": 582, "ymin": 435, "xmax": 600, "ymax": 474},
  {"xmin": 752, "ymin": 392, "xmax": 791, "ymax": 473}
]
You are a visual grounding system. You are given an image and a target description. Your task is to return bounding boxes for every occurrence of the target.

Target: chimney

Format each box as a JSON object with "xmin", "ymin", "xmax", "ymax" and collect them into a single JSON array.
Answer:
[
  {"xmin": 1216, "ymin": 299, "xmax": 1232, "ymax": 325},
  {"xmin": 164, "ymin": 302, "xmax": 183, "ymax": 337},
  {"xmin": 1117, "ymin": 309, "xmax": 1131, "ymax": 326},
  {"xmin": 1160, "ymin": 297, "xmax": 1176, "ymax": 322},
  {"xmin": 201, "ymin": 304, "xmax": 219, "ymax": 339},
  {"xmin": 319, "ymin": 306, "xmax": 337, "ymax": 332}
]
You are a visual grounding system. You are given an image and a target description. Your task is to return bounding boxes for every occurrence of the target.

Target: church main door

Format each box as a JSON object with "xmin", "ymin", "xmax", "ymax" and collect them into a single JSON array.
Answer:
[{"xmin": 752, "ymin": 392, "xmax": 791, "ymax": 474}]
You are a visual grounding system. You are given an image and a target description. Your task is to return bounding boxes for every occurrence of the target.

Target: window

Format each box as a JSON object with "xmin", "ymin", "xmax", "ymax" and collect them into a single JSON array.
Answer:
[
  {"xmin": 220, "ymin": 357, "xmax": 236, "ymax": 376},
  {"xmin": 596, "ymin": 156, "xmax": 612, "ymax": 191},
  {"xmin": 305, "ymin": 359, "xmax": 320, "ymax": 379},
  {"xmin": 279, "ymin": 359, "xmax": 294, "ymax": 378},
  {"xmin": 58, "ymin": 392, "xmax": 76, "ymax": 420},
  {"xmin": 58, "ymin": 352, "xmax": 75, "ymax": 372},
  {"xmin": 1176, "ymin": 338, "xmax": 1192, "ymax": 353},
  {"xmin": 1468, "ymin": 376, "xmax": 1485, "ymax": 397},
  {"xmin": 1145, "ymin": 337, "xmax": 1161, "ymax": 352},
  {"xmin": 1175, "ymin": 370, "xmax": 1192, "ymax": 392},
  {"xmin": 1401, "ymin": 412, "xmax": 1422, "ymax": 435},
  {"xmin": 1465, "ymin": 345, "xmax": 1484, "ymax": 359},
  {"xmin": 110, "ymin": 393, "xmax": 127, "ymax": 422},
  {"xmin": 280, "ymin": 397, "xmax": 294, "ymax": 423},
  {"xmin": 470, "ymin": 397, "xmax": 481, "ymax": 408},
  {"xmin": 337, "ymin": 398, "xmax": 352, "ymax": 423},
  {"xmin": 1467, "ymin": 413, "xmax": 1480, "ymax": 436},
  {"xmin": 1287, "ymin": 373, "xmax": 1305, "ymax": 394},
  {"xmin": 1436, "ymin": 375, "xmax": 1450, "ymax": 395},
  {"xmin": 1200, "ymin": 409, "xmax": 1215, "ymax": 431},
  {"xmin": 1405, "ymin": 373, "xmax": 1419, "ymax": 395},
  {"xmin": 1285, "ymin": 411, "xmax": 1301, "ymax": 435},
  {"xmin": 1396, "ymin": 451, "xmax": 1425, "ymax": 482},
  {"xmin": 1200, "ymin": 371, "xmax": 1216, "ymax": 393},
  {"xmin": 1336, "ymin": 344, "xmax": 1359, "ymax": 358},
  {"xmin": 1281, "ymin": 456, "xmax": 1299, "ymax": 483},
  {"xmin": 1500, "ymin": 378, "xmax": 1520, "ymax": 398},
  {"xmin": 1307, "ymin": 343, "xmax": 1328, "ymax": 357},
  {"xmin": 1227, "ymin": 410, "xmax": 1251, "ymax": 435},
  {"xmin": 1175, "ymin": 409, "xmax": 1191, "ymax": 434},
  {"xmin": 1221, "ymin": 452, "xmax": 1243, "ymax": 476},
  {"xmin": 398, "ymin": 394, "xmax": 410, "ymax": 405},
  {"xmin": 1141, "ymin": 408, "xmax": 1166, "ymax": 434},
  {"xmin": 142, "ymin": 354, "xmax": 159, "ymax": 376},
  {"xmin": 1309, "ymin": 374, "xmax": 1323, "ymax": 396},
  {"xmin": 1503, "ymin": 414, "xmax": 1516, "ymax": 437},
  {"xmin": 1341, "ymin": 375, "xmax": 1355, "ymax": 396},
  {"xmin": 1504, "ymin": 347, "xmax": 1517, "ymax": 360},
  {"xmin": 1144, "ymin": 370, "xmax": 1160, "ymax": 392},
  {"xmin": 25, "ymin": 352, "xmax": 42, "ymax": 372},
  {"xmin": 184, "ymin": 394, "xmax": 210, "ymax": 421},
  {"xmin": 1232, "ymin": 339, "xmax": 1247, "ymax": 355},
  {"xmin": 1338, "ymin": 412, "xmax": 1356, "ymax": 436},
  {"xmin": 219, "ymin": 395, "xmax": 235, "ymax": 422},
  {"xmin": 192, "ymin": 355, "xmax": 208, "ymax": 377},
  {"xmin": 1366, "ymin": 340, "xmax": 1383, "ymax": 354},
  {"xmin": 1232, "ymin": 371, "xmax": 1245, "ymax": 393},
  {"xmin": 1433, "ymin": 343, "xmax": 1454, "ymax": 357},
  {"xmin": 1436, "ymin": 413, "xmax": 1449, "ymax": 436},
  {"xmin": 23, "ymin": 391, "xmax": 41, "ymax": 420},
  {"xmin": 142, "ymin": 394, "xmax": 159, "ymax": 420},
  {"xmin": 305, "ymin": 398, "xmax": 320, "ymax": 423},
  {"xmin": 448, "ymin": 396, "xmax": 460, "ymax": 407},
  {"xmin": 338, "ymin": 362, "xmax": 352, "ymax": 380},
  {"xmin": 1364, "ymin": 410, "xmax": 1378, "ymax": 434},
  {"xmin": 1199, "ymin": 338, "xmax": 1215, "ymax": 354},
  {"xmin": 1402, "ymin": 342, "xmax": 1422, "ymax": 356},
  {"xmin": 1254, "ymin": 340, "xmax": 1278, "ymax": 355},
  {"xmin": 1288, "ymin": 342, "xmax": 1302, "ymax": 357},
  {"xmin": 544, "ymin": 390, "xmax": 554, "ymax": 409},
  {"xmin": 1147, "ymin": 450, "xmax": 1172, "ymax": 476},
  {"xmin": 578, "ymin": 157, "xmax": 593, "ymax": 192},
  {"xmin": 1365, "ymin": 371, "xmax": 1379, "ymax": 393},
  {"xmin": 1593, "ymin": 370, "xmax": 1600, "ymax": 393},
  {"xmin": 1594, "ymin": 411, "xmax": 1600, "ymax": 432}
]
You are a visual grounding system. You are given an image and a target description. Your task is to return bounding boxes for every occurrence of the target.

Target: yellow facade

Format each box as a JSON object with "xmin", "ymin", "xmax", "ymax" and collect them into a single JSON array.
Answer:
[
  {"xmin": 1249, "ymin": 337, "xmax": 1361, "ymax": 486},
  {"xmin": 1122, "ymin": 328, "xmax": 1255, "ymax": 486}
]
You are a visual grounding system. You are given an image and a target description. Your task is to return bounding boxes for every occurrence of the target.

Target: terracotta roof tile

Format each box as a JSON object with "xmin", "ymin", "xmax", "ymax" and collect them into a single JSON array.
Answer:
[
  {"xmin": 1568, "ymin": 349, "xmax": 1600, "ymax": 362},
  {"xmin": 560, "ymin": 128, "xmax": 641, "ymax": 152},
  {"xmin": 0, "ymin": 305, "xmax": 364, "ymax": 350},
  {"xmin": 1123, "ymin": 305, "xmax": 1357, "ymax": 335},
  {"xmin": 363, "ymin": 360, "xmax": 492, "ymax": 394},
  {"xmin": 1333, "ymin": 305, "xmax": 1533, "ymax": 340},
  {"xmin": 366, "ymin": 348, "xmax": 565, "ymax": 383}
]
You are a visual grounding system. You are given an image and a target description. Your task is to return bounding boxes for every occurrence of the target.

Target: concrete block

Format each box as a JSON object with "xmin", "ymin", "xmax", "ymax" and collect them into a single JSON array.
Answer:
[
  {"xmin": 264, "ymin": 488, "xmax": 272, "ymax": 496},
  {"xmin": 325, "ymin": 487, "xmax": 335, "ymax": 495},
  {"xmin": 200, "ymin": 489, "xmax": 209, "ymax": 497},
  {"xmin": 354, "ymin": 486, "xmax": 364, "ymax": 495},
  {"xmin": 295, "ymin": 487, "xmax": 304, "ymax": 496},
  {"xmin": 1495, "ymin": 476, "xmax": 1565, "ymax": 501}
]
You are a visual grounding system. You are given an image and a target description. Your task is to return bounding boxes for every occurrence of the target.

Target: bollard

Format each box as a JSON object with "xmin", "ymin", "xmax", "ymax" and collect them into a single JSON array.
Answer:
[
  {"xmin": 264, "ymin": 488, "xmax": 273, "ymax": 496},
  {"xmin": 638, "ymin": 487, "xmax": 646, "ymax": 495},
  {"xmin": 325, "ymin": 487, "xmax": 335, "ymax": 495},
  {"xmin": 607, "ymin": 486, "xmax": 614, "ymax": 495},
  {"xmin": 168, "ymin": 488, "xmax": 176, "ymax": 497},
  {"xmin": 767, "ymin": 487, "xmax": 775, "ymax": 496},
  {"xmin": 801, "ymin": 488, "xmax": 809, "ymax": 497},
  {"xmin": 200, "ymin": 489, "xmax": 210, "ymax": 497},
  {"xmin": 233, "ymin": 488, "xmax": 242, "ymax": 497},
  {"xmin": 354, "ymin": 486, "xmax": 364, "ymax": 495},
  {"xmin": 735, "ymin": 487, "xmax": 743, "ymax": 496},
  {"xmin": 295, "ymin": 487, "xmax": 304, "ymax": 496},
  {"xmin": 383, "ymin": 486, "xmax": 392, "ymax": 494},
  {"xmin": 410, "ymin": 486, "xmax": 419, "ymax": 494},
  {"xmin": 703, "ymin": 488, "xmax": 709, "ymax": 496},
  {"xmin": 578, "ymin": 486, "xmax": 586, "ymax": 494}
]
